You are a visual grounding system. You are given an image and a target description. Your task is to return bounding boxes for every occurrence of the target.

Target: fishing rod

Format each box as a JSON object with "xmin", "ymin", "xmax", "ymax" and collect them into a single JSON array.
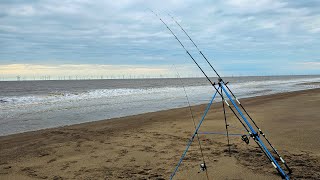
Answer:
[
  {"xmin": 149, "ymin": 9, "xmax": 253, "ymax": 173},
  {"xmin": 151, "ymin": 10, "xmax": 251, "ymax": 146},
  {"xmin": 151, "ymin": 11, "xmax": 290, "ymax": 179},
  {"xmin": 173, "ymin": 65, "xmax": 210, "ymax": 180},
  {"xmin": 169, "ymin": 14, "xmax": 292, "ymax": 174}
]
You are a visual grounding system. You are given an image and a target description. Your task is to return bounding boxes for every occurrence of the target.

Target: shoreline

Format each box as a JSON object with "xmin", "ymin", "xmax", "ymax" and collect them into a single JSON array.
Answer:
[
  {"xmin": 1, "ymin": 87, "xmax": 320, "ymax": 137},
  {"xmin": 0, "ymin": 88, "xmax": 320, "ymax": 179}
]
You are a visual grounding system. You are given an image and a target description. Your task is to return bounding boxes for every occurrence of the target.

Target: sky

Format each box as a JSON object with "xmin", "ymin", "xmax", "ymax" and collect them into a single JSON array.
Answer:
[{"xmin": 0, "ymin": 0, "xmax": 319, "ymax": 80}]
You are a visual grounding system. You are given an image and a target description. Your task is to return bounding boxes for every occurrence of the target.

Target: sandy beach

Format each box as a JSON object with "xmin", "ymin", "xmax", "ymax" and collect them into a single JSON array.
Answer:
[{"xmin": 0, "ymin": 88, "xmax": 319, "ymax": 180}]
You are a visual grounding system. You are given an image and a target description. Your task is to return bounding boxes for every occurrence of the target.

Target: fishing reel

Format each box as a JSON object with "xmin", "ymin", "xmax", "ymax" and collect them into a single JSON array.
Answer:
[
  {"xmin": 200, "ymin": 163, "xmax": 207, "ymax": 172},
  {"xmin": 241, "ymin": 135, "xmax": 250, "ymax": 144}
]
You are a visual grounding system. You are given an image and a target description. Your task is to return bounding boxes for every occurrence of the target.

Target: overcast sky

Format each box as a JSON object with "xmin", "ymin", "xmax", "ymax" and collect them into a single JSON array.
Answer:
[{"xmin": 0, "ymin": 0, "xmax": 319, "ymax": 79}]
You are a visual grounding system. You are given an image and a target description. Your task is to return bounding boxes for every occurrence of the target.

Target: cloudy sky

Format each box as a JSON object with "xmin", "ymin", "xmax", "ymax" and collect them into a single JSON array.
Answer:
[{"xmin": 0, "ymin": 0, "xmax": 319, "ymax": 79}]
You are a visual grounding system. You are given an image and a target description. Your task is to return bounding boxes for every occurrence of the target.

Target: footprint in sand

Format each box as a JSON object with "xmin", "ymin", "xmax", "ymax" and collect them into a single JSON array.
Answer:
[{"xmin": 47, "ymin": 158, "xmax": 57, "ymax": 163}]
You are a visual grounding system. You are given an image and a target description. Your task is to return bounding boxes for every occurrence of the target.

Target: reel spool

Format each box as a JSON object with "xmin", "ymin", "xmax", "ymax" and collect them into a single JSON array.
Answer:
[
  {"xmin": 200, "ymin": 163, "xmax": 207, "ymax": 171},
  {"xmin": 241, "ymin": 135, "xmax": 250, "ymax": 144}
]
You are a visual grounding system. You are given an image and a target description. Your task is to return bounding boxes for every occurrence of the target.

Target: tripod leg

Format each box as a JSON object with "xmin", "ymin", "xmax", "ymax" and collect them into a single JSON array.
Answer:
[{"xmin": 221, "ymin": 86, "xmax": 231, "ymax": 156}]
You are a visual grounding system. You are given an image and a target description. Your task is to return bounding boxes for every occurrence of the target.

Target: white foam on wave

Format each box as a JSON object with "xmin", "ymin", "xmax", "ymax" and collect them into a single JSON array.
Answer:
[
  {"xmin": 1, "ymin": 77, "xmax": 320, "ymax": 108},
  {"xmin": 0, "ymin": 87, "xmax": 191, "ymax": 108}
]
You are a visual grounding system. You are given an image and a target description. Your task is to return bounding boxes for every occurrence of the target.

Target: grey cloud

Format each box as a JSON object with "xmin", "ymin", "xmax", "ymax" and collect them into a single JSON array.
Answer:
[{"xmin": 0, "ymin": 0, "xmax": 319, "ymax": 74}]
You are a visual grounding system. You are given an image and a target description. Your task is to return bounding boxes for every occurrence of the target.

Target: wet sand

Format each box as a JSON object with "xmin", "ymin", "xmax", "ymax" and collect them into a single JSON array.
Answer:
[{"xmin": 0, "ymin": 88, "xmax": 320, "ymax": 179}]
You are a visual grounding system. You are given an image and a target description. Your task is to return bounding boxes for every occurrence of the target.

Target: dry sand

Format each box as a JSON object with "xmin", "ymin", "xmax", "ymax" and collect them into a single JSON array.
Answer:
[{"xmin": 0, "ymin": 88, "xmax": 320, "ymax": 180}]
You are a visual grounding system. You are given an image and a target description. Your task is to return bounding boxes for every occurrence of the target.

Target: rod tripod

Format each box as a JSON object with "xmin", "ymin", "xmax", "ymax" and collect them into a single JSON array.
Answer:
[
  {"xmin": 150, "ymin": 11, "xmax": 292, "ymax": 180},
  {"xmin": 170, "ymin": 81, "xmax": 291, "ymax": 180}
]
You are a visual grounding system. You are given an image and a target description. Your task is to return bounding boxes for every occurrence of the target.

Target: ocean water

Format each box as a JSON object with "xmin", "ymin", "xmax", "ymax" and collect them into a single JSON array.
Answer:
[{"xmin": 0, "ymin": 75, "xmax": 320, "ymax": 136}]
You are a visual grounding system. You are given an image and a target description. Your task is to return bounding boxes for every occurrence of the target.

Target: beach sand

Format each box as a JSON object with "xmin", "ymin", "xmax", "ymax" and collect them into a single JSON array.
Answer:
[{"xmin": 0, "ymin": 88, "xmax": 320, "ymax": 179}]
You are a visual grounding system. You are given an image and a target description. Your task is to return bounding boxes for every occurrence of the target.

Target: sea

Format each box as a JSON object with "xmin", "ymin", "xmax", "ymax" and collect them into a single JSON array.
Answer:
[{"xmin": 0, "ymin": 75, "xmax": 320, "ymax": 136}]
